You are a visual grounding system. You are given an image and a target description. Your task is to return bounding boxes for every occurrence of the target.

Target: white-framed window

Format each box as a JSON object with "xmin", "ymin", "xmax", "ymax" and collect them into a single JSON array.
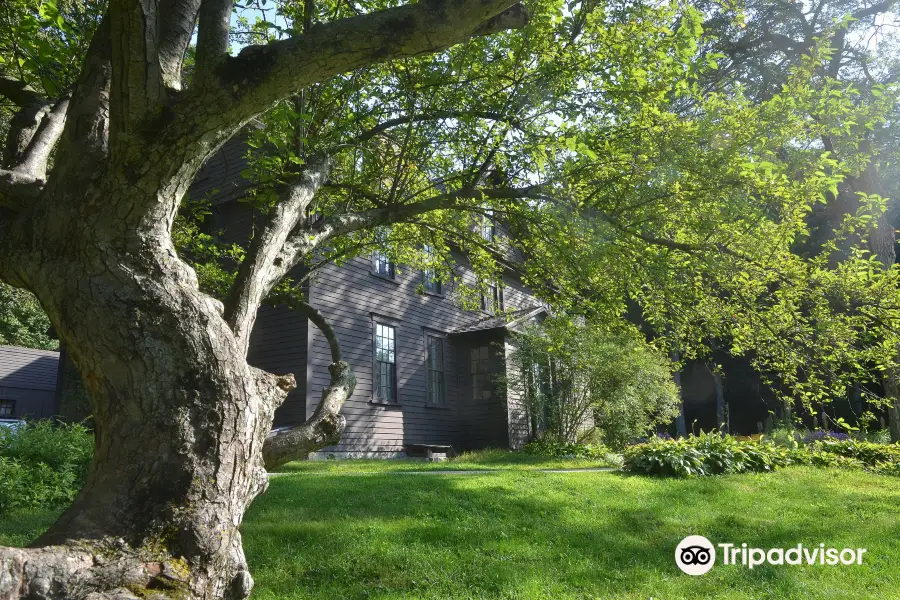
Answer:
[
  {"xmin": 425, "ymin": 335, "xmax": 445, "ymax": 405},
  {"xmin": 374, "ymin": 323, "xmax": 397, "ymax": 403},
  {"xmin": 372, "ymin": 250, "xmax": 395, "ymax": 279},
  {"xmin": 481, "ymin": 209, "xmax": 495, "ymax": 241},
  {"xmin": 480, "ymin": 281, "xmax": 503, "ymax": 313}
]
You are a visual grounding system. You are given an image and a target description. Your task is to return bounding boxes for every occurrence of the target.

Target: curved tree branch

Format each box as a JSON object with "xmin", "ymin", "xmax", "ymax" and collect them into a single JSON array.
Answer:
[
  {"xmin": 271, "ymin": 184, "xmax": 543, "ymax": 283},
  {"xmin": 215, "ymin": 0, "xmax": 529, "ymax": 126},
  {"xmin": 0, "ymin": 68, "xmax": 44, "ymax": 107},
  {"xmin": 262, "ymin": 299, "xmax": 354, "ymax": 470},
  {"xmin": 224, "ymin": 157, "xmax": 332, "ymax": 355},
  {"xmin": 16, "ymin": 97, "xmax": 70, "ymax": 180},
  {"xmin": 351, "ymin": 110, "xmax": 525, "ymax": 145}
]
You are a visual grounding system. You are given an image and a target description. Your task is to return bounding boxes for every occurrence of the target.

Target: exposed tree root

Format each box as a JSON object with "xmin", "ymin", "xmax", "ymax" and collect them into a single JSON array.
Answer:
[{"xmin": 0, "ymin": 543, "xmax": 202, "ymax": 600}]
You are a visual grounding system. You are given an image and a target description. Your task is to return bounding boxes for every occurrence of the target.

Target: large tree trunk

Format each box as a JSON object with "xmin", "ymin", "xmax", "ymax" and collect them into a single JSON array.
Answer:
[
  {"xmin": 1, "ymin": 190, "xmax": 292, "ymax": 599},
  {"xmin": 713, "ymin": 370, "xmax": 725, "ymax": 433},
  {"xmin": 872, "ymin": 212, "xmax": 900, "ymax": 443}
]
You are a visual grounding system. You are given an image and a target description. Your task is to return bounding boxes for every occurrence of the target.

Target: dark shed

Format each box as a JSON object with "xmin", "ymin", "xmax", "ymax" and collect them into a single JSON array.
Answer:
[{"xmin": 0, "ymin": 345, "xmax": 60, "ymax": 420}]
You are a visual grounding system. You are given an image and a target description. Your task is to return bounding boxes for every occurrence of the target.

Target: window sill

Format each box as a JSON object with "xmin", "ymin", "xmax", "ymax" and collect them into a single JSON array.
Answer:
[
  {"xmin": 370, "ymin": 272, "xmax": 400, "ymax": 284},
  {"xmin": 424, "ymin": 404, "xmax": 451, "ymax": 410},
  {"xmin": 369, "ymin": 399, "xmax": 402, "ymax": 408}
]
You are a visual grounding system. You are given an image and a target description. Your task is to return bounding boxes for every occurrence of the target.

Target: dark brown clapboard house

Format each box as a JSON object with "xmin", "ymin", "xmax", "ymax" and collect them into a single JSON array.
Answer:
[{"xmin": 186, "ymin": 135, "xmax": 546, "ymax": 457}]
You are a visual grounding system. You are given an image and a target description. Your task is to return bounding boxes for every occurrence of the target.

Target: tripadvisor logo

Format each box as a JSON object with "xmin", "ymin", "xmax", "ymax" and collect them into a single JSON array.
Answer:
[
  {"xmin": 675, "ymin": 535, "xmax": 716, "ymax": 575},
  {"xmin": 675, "ymin": 536, "xmax": 867, "ymax": 576}
]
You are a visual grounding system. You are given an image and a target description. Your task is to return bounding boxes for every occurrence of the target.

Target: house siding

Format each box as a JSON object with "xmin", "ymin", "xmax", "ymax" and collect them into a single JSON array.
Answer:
[
  {"xmin": 306, "ymin": 254, "xmax": 535, "ymax": 456},
  {"xmin": 247, "ymin": 304, "xmax": 308, "ymax": 427}
]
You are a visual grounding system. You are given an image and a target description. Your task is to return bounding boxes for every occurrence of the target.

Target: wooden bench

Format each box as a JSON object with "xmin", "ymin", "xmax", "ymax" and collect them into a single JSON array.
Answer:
[{"xmin": 404, "ymin": 444, "xmax": 457, "ymax": 461}]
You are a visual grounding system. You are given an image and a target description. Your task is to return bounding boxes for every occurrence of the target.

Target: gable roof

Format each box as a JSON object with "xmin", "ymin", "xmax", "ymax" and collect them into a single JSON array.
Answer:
[
  {"xmin": 450, "ymin": 306, "xmax": 546, "ymax": 335},
  {"xmin": 0, "ymin": 345, "xmax": 60, "ymax": 391}
]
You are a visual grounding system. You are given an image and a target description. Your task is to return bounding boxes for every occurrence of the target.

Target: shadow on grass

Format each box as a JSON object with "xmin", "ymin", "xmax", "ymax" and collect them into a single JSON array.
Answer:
[{"xmin": 242, "ymin": 468, "xmax": 900, "ymax": 600}]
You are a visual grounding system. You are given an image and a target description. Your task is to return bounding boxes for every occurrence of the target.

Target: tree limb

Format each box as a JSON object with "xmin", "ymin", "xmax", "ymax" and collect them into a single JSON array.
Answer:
[
  {"xmin": 318, "ymin": 184, "xmax": 543, "ymax": 239},
  {"xmin": 16, "ymin": 97, "xmax": 69, "ymax": 180},
  {"xmin": 196, "ymin": 0, "xmax": 233, "ymax": 78},
  {"xmin": 217, "ymin": 0, "xmax": 529, "ymax": 125},
  {"xmin": 351, "ymin": 110, "xmax": 525, "ymax": 145},
  {"xmin": 159, "ymin": 0, "xmax": 203, "ymax": 88},
  {"xmin": 0, "ymin": 68, "xmax": 44, "ymax": 107},
  {"xmin": 271, "ymin": 184, "xmax": 543, "ymax": 281},
  {"xmin": 849, "ymin": 0, "xmax": 898, "ymax": 22},
  {"xmin": 224, "ymin": 157, "xmax": 332, "ymax": 355},
  {"xmin": 2, "ymin": 100, "xmax": 50, "ymax": 170},
  {"xmin": 262, "ymin": 299, "xmax": 354, "ymax": 470}
]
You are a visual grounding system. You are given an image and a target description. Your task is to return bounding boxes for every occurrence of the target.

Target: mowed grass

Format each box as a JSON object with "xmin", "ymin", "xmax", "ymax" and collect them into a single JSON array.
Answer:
[
  {"xmin": 245, "ymin": 466, "xmax": 900, "ymax": 600},
  {"xmin": 276, "ymin": 449, "xmax": 620, "ymax": 473},
  {"xmin": 2, "ymin": 466, "xmax": 899, "ymax": 599}
]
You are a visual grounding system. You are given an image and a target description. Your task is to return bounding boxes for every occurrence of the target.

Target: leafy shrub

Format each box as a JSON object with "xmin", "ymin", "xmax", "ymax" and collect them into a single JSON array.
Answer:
[
  {"xmin": 811, "ymin": 439, "xmax": 900, "ymax": 466},
  {"xmin": 521, "ymin": 439, "xmax": 616, "ymax": 461},
  {"xmin": 507, "ymin": 319, "xmax": 680, "ymax": 449},
  {"xmin": 855, "ymin": 429, "xmax": 892, "ymax": 445},
  {"xmin": 766, "ymin": 427, "xmax": 801, "ymax": 448},
  {"xmin": 0, "ymin": 420, "xmax": 93, "ymax": 475},
  {"xmin": 623, "ymin": 432, "xmax": 791, "ymax": 477},
  {"xmin": 786, "ymin": 448, "xmax": 865, "ymax": 470},
  {"xmin": 872, "ymin": 461, "xmax": 900, "ymax": 476},
  {"xmin": 624, "ymin": 432, "xmax": 899, "ymax": 478},
  {"xmin": 0, "ymin": 420, "xmax": 93, "ymax": 512},
  {"xmin": 0, "ymin": 458, "xmax": 82, "ymax": 512}
]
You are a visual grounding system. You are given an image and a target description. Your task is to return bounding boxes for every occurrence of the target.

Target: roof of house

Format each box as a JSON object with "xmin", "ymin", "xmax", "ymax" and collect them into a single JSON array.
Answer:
[
  {"xmin": 0, "ymin": 345, "xmax": 60, "ymax": 391},
  {"xmin": 450, "ymin": 306, "xmax": 547, "ymax": 335}
]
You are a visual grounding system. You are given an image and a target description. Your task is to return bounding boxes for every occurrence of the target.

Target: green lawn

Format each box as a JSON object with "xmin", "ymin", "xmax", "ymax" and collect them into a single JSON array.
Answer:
[{"xmin": 3, "ymin": 466, "xmax": 899, "ymax": 599}]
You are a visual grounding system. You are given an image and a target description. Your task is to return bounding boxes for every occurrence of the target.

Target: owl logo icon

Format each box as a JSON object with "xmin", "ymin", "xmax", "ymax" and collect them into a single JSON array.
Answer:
[{"xmin": 675, "ymin": 536, "xmax": 716, "ymax": 575}]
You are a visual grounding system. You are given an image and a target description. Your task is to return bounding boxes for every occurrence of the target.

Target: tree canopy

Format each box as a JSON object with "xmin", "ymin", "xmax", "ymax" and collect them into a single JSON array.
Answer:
[{"xmin": 192, "ymin": 0, "xmax": 900, "ymax": 417}]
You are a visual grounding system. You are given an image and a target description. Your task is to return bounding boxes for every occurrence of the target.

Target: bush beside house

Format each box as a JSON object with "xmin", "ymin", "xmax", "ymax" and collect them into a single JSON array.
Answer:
[{"xmin": 0, "ymin": 421, "xmax": 92, "ymax": 512}]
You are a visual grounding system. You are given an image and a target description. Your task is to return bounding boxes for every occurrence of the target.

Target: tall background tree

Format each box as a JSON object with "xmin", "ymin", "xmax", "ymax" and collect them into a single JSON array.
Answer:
[{"xmin": 696, "ymin": 0, "xmax": 900, "ymax": 438}]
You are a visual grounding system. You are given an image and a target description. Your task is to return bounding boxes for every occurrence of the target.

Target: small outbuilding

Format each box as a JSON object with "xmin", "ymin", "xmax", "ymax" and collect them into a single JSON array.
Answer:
[{"xmin": 0, "ymin": 345, "xmax": 60, "ymax": 420}]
